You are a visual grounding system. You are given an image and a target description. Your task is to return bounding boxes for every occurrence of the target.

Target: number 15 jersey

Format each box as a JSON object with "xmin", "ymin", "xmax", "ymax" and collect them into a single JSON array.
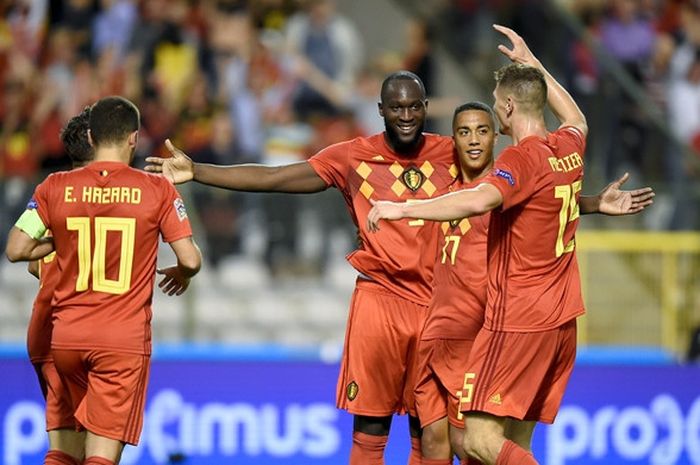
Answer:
[
  {"xmin": 27, "ymin": 161, "xmax": 192, "ymax": 355},
  {"xmin": 480, "ymin": 127, "xmax": 586, "ymax": 332}
]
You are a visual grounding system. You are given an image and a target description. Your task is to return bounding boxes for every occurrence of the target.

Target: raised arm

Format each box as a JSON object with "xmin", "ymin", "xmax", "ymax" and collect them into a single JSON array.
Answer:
[
  {"xmin": 367, "ymin": 183, "xmax": 503, "ymax": 232},
  {"xmin": 145, "ymin": 140, "xmax": 328, "ymax": 193},
  {"xmin": 494, "ymin": 24, "xmax": 588, "ymax": 137}
]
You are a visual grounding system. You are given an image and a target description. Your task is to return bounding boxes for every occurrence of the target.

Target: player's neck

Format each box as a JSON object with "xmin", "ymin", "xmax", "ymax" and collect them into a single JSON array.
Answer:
[
  {"xmin": 94, "ymin": 146, "xmax": 131, "ymax": 164},
  {"xmin": 509, "ymin": 114, "xmax": 547, "ymax": 145},
  {"xmin": 461, "ymin": 161, "xmax": 493, "ymax": 184}
]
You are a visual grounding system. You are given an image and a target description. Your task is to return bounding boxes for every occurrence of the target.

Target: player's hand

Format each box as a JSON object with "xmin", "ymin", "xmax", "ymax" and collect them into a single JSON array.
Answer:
[
  {"xmin": 494, "ymin": 24, "xmax": 538, "ymax": 67},
  {"xmin": 156, "ymin": 265, "xmax": 192, "ymax": 296},
  {"xmin": 144, "ymin": 139, "xmax": 195, "ymax": 184},
  {"xmin": 367, "ymin": 199, "xmax": 405, "ymax": 232},
  {"xmin": 597, "ymin": 172, "xmax": 655, "ymax": 215}
]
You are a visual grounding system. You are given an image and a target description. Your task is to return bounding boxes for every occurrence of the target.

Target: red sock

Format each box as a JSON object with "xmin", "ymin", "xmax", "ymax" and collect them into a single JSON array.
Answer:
[
  {"xmin": 495, "ymin": 440, "xmax": 538, "ymax": 465},
  {"xmin": 421, "ymin": 458, "xmax": 452, "ymax": 465},
  {"xmin": 83, "ymin": 457, "xmax": 116, "ymax": 465},
  {"xmin": 44, "ymin": 450, "xmax": 81, "ymax": 465},
  {"xmin": 349, "ymin": 432, "xmax": 388, "ymax": 465},
  {"xmin": 408, "ymin": 436, "xmax": 422, "ymax": 465}
]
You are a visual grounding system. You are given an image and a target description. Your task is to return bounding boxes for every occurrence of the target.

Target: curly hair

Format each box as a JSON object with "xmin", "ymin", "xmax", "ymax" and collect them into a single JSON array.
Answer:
[{"xmin": 60, "ymin": 107, "xmax": 93, "ymax": 167}]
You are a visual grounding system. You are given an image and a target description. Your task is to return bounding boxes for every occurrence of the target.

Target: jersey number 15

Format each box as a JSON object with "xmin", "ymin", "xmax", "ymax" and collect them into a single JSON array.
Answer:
[
  {"xmin": 67, "ymin": 216, "xmax": 136, "ymax": 295},
  {"xmin": 554, "ymin": 180, "xmax": 581, "ymax": 257}
]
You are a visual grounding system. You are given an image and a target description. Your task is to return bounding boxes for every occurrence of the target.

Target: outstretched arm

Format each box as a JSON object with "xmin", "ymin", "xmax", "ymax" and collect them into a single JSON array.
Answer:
[
  {"xmin": 367, "ymin": 183, "xmax": 503, "ymax": 232},
  {"xmin": 145, "ymin": 139, "xmax": 328, "ymax": 193},
  {"xmin": 495, "ymin": 24, "xmax": 588, "ymax": 137},
  {"xmin": 580, "ymin": 172, "xmax": 655, "ymax": 215}
]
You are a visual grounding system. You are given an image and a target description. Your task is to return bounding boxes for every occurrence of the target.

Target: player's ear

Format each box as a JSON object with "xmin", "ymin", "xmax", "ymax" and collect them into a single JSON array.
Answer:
[
  {"xmin": 87, "ymin": 129, "xmax": 94, "ymax": 147},
  {"xmin": 505, "ymin": 97, "xmax": 514, "ymax": 117},
  {"xmin": 378, "ymin": 102, "xmax": 384, "ymax": 117},
  {"xmin": 128, "ymin": 130, "xmax": 139, "ymax": 148}
]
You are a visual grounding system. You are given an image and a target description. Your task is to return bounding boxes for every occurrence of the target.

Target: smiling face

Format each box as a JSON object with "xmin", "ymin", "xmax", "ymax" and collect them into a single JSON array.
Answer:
[
  {"xmin": 453, "ymin": 108, "xmax": 497, "ymax": 182},
  {"xmin": 379, "ymin": 78, "xmax": 427, "ymax": 154}
]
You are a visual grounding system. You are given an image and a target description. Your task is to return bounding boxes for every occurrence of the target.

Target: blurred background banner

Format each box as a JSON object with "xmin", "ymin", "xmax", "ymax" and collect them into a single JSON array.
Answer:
[{"xmin": 2, "ymin": 346, "xmax": 699, "ymax": 465}]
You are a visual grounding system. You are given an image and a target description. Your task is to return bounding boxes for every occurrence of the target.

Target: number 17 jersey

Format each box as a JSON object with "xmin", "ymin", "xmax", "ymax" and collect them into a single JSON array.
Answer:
[{"xmin": 29, "ymin": 161, "xmax": 192, "ymax": 355}]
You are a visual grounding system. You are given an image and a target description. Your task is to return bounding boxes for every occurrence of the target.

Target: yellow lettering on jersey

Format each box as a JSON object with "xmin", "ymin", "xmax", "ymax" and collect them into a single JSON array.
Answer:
[
  {"xmin": 64, "ymin": 186, "xmax": 74, "ymax": 203},
  {"xmin": 549, "ymin": 152, "xmax": 583, "ymax": 173},
  {"xmin": 79, "ymin": 187, "xmax": 142, "ymax": 204}
]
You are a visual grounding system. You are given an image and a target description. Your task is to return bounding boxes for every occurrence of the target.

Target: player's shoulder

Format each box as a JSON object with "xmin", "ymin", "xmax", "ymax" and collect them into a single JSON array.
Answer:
[
  {"xmin": 125, "ymin": 166, "xmax": 173, "ymax": 187},
  {"xmin": 553, "ymin": 126, "xmax": 586, "ymax": 145},
  {"xmin": 423, "ymin": 132, "xmax": 453, "ymax": 147},
  {"xmin": 422, "ymin": 133, "xmax": 455, "ymax": 160},
  {"xmin": 39, "ymin": 168, "xmax": 76, "ymax": 188}
]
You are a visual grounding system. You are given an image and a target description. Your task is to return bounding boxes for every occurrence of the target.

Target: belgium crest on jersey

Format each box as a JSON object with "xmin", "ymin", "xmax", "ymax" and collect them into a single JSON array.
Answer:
[
  {"xmin": 401, "ymin": 166, "xmax": 425, "ymax": 192},
  {"xmin": 347, "ymin": 381, "xmax": 359, "ymax": 401}
]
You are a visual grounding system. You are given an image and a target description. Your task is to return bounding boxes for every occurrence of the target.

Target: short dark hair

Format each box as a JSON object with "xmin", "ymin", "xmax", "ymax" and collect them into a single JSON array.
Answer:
[
  {"xmin": 452, "ymin": 101, "xmax": 497, "ymax": 129},
  {"xmin": 494, "ymin": 63, "xmax": 547, "ymax": 113},
  {"xmin": 89, "ymin": 96, "xmax": 140, "ymax": 146},
  {"xmin": 60, "ymin": 107, "xmax": 94, "ymax": 167},
  {"xmin": 380, "ymin": 71, "xmax": 426, "ymax": 102}
]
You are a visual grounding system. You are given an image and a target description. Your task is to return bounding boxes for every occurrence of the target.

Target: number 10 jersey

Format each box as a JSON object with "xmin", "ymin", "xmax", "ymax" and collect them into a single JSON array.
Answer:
[{"xmin": 28, "ymin": 161, "xmax": 193, "ymax": 355}]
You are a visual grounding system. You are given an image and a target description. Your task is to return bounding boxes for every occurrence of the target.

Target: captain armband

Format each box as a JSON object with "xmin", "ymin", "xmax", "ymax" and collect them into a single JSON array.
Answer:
[{"xmin": 15, "ymin": 209, "xmax": 48, "ymax": 240}]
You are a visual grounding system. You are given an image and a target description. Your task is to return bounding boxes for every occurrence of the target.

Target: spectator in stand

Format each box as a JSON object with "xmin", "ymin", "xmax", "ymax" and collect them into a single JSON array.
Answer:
[
  {"xmin": 599, "ymin": 0, "xmax": 657, "ymax": 181},
  {"xmin": 92, "ymin": 0, "xmax": 137, "ymax": 65},
  {"xmin": 284, "ymin": 0, "xmax": 363, "ymax": 121}
]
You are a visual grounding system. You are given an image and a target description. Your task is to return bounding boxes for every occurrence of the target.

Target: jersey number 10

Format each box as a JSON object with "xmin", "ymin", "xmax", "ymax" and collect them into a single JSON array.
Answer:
[
  {"xmin": 554, "ymin": 180, "xmax": 581, "ymax": 257},
  {"xmin": 67, "ymin": 216, "xmax": 136, "ymax": 295}
]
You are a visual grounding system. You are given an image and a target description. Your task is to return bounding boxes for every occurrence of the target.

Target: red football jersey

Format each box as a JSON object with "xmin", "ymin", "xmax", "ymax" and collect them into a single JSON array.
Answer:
[
  {"xmin": 421, "ymin": 181, "xmax": 488, "ymax": 341},
  {"xmin": 31, "ymin": 161, "xmax": 192, "ymax": 354},
  {"xmin": 308, "ymin": 133, "xmax": 457, "ymax": 305},
  {"xmin": 480, "ymin": 127, "xmax": 586, "ymax": 331},
  {"xmin": 26, "ymin": 248, "xmax": 58, "ymax": 363}
]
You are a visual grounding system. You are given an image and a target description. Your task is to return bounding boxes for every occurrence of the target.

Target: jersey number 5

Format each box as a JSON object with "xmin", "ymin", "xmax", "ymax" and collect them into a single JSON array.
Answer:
[
  {"xmin": 66, "ymin": 216, "xmax": 136, "ymax": 295},
  {"xmin": 554, "ymin": 180, "xmax": 581, "ymax": 257}
]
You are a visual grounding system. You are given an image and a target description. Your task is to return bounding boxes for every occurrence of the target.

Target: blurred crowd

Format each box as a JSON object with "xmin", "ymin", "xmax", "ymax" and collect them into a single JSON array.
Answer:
[
  {"xmin": 1, "ymin": 0, "xmax": 699, "ymax": 276},
  {"xmin": 418, "ymin": 0, "xmax": 700, "ymax": 229}
]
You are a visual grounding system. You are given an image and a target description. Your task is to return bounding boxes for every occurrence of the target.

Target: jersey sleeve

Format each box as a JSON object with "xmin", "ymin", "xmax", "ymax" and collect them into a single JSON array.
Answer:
[
  {"xmin": 556, "ymin": 126, "xmax": 587, "ymax": 156},
  {"xmin": 158, "ymin": 181, "xmax": 193, "ymax": 243},
  {"xmin": 480, "ymin": 147, "xmax": 539, "ymax": 211},
  {"xmin": 15, "ymin": 179, "xmax": 51, "ymax": 240},
  {"xmin": 307, "ymin": 140, "xmax": 351, "ymax": 190}
]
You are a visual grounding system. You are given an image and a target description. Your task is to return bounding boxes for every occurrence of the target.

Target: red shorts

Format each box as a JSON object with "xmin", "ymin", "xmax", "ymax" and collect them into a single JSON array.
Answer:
[
  {"xmin": 33, "ymin": 360, "xmax": 76, "ymax": 431},
  {"xmin": 52, "ymin": 349, "xmax": 150, "ymax": 445},
  {"xmin": 460, "ymin": 320, "xmax": 577, "ymax": 424},
  {"xmin": 336, "ymin": 279, "xmax": 428, "ymax": 417},
  {"xmin": 414, "ymin": 338, "xmax": 475, "ymax": 429}
]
